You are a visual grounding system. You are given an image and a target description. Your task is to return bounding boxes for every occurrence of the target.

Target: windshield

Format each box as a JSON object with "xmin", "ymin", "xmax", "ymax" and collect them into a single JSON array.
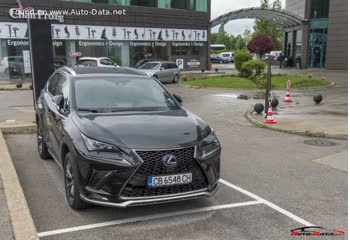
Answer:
[
  {"xmin": 74, "ymin": 77, "xmax": 179, "ymax": 112},
  {"xmin": 139, "ymin": 62, "xmax": 160, "ymax": 70}
]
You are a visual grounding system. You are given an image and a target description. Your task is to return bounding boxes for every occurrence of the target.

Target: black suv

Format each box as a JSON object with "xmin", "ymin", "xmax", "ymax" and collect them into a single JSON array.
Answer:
[{"xmin": 36, "ymin": 66, "xmax": 221, "ymax": 210}]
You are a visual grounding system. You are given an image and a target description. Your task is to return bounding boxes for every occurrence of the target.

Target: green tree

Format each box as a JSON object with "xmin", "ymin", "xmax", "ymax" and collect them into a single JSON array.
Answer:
[
  {"xmin": 234, "ymin": 35, "xmax": 245, "ymax": 50},
  {"xmin": 242, "ymin": 29, "xmax": 252, "ymax": 46},
  {"xmin": 253, "ymin": 0, "xmax": 284, "ymax": 50}
]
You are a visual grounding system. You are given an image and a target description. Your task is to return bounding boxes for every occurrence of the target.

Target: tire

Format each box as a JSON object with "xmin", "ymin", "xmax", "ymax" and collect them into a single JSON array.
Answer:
[
  {"xmin": 64, "ymin": 152, "xmax": 90, "ymax": 210},
  {"xmin": 172, "ymin": 74, "xmax": 179, "ymax": 83},
  {"xmin": 37, "ymin": 122, "xmax": 51, "ymax": 160}
]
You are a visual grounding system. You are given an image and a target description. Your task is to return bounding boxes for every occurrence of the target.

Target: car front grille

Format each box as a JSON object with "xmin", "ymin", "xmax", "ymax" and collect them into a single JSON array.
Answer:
[{"xmin": 121, "ymin": 147, "xmax": 208, "ymax": 198}]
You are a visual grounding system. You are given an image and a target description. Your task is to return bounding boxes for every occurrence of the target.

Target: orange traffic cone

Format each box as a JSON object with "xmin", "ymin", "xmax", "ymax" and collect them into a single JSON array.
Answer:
[
  {"xmin": 264, "ymin": 103, "xmax": 277, "ymax": 124},
  {"xmin": 283, "ymin": 88, "xmax": 293, "ymax": 103}
]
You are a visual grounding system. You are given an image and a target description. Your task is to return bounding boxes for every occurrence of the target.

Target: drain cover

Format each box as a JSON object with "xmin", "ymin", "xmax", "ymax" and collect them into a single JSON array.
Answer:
[{"xmin": 304, "ymin": 139, "xmax": 337, "ymax": 146}]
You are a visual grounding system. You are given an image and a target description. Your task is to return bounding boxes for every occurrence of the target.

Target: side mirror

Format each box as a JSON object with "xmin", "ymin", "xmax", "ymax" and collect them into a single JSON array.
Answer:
[
  {"xmin": 173, "ymin": 94, "xmax": 183, "ymax": 104},
  {"xmin": 52, "ymin": 95, "xmax": 64, "ymax": 110},
  {"xmin": 160, "ymin": 67, "xmax": 165, "ymax": 70}
]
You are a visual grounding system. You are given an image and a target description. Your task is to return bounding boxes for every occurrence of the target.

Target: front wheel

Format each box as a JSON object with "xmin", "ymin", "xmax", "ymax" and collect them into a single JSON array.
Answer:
[
  {"xmin": 172, "ymin": 74, "xmax": 179, "ymax": 83},
  {"xmin": 64, "ymin": 152, "xmax": 90, "ymax": 210},
  {"xmin": 37, "ymin": 123, "xmax": 51, "ymax": 160}
]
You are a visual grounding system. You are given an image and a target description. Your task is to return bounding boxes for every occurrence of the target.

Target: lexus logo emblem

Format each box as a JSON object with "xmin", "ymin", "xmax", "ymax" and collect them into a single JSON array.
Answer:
[{"xmin": 162, "ymin": 155, "xmax": 177, "ymax": 167}]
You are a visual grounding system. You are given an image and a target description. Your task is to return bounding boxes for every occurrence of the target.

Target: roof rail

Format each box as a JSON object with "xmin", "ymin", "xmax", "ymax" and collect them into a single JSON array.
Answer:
[{"xmin": 60, "ymin": 66, "xmax": 76, "ymax": 76}]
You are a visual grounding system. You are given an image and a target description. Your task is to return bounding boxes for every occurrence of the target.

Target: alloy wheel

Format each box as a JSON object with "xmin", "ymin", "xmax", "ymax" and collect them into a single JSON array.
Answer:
[{"xmin": 65, "ymin": 158, "xmax": 75, "ymax": 202}]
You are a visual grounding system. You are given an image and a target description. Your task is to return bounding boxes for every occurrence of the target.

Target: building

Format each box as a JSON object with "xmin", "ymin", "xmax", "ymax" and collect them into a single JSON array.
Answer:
[
  {"xmin": 0, "ymin": 0, "xmax": 211, "ymax": 80},
  {"xmin": 285, "ymin": 0, "xmax": 347, "ymax": 70}
]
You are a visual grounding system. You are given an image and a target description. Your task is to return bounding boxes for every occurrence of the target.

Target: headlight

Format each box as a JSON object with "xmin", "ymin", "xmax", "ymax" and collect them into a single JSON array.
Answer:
[
  {"xmin": 81, "ymin": 134, "xmax": 119, "ymax": 152},
  {"xmin": 197, "ymin": 128, "xmax": 220, "ymax": 159}
]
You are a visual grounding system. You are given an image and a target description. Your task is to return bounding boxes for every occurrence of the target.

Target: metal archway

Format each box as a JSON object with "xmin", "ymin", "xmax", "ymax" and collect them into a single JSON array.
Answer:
[{"xmin": 211, "ymin": 7, "xmax": 306, "ymax": 29}]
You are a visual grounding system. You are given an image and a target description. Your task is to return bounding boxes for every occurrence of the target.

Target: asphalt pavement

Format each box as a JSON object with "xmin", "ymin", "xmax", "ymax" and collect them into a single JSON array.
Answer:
[{"xmin": 4, "ymin": 81, "xmax": 347, "ymax": 239}]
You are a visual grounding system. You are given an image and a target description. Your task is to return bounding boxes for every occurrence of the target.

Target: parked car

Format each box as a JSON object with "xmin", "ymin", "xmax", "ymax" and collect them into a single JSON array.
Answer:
[
  {"xmin": 35, "ymin": 66, "xmax": 221, "ymax": 209},
  {"xmin": 138, "ymin": 61, "xmax": 181, "ymax": 83},
  {"xmin": 210, "ymin": 54, "xmax": 226, "ymax": 64},
  {"xmin": 76, "ymin": 57, "xmax": 119, "ymax": 68},
  {"xmin": 132, "ymin": 58, "xmax": 164, "ymax": 69},
  {"xmin": 219, "ymin": 52, "xmax": 234, "ymax": 63}
]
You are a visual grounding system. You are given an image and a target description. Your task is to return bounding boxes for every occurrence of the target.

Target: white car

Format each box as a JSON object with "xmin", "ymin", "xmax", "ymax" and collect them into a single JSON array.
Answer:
[
  {"xmin": 76, "ymin": 57, "xmax": 119, "ymax": 68},
  {"xmin": 218, "ymin": 52, "xmax": 234, "ymax": 63}
]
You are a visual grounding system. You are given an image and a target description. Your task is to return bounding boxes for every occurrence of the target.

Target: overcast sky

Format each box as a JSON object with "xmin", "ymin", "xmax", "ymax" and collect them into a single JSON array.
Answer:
[{"xmin": 211, "ymin": 0, "xmax": 285, "ymax": 35}]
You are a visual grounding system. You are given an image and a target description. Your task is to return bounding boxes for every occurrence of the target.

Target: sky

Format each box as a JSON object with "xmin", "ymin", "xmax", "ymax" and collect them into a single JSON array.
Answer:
[{"xmin": 211, "ymin": 0, "xmax": 285, "ymax": 36}]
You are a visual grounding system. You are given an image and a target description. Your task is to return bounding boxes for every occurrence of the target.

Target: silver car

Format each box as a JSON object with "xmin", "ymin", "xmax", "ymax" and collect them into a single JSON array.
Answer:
[{"xmin": 138, "ymin": 61, "xmax": 180, "ymax": 83}]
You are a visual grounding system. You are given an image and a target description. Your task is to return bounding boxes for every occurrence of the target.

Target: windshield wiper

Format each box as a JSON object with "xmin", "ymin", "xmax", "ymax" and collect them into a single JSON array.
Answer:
[{"xmin": 77, "ymin": 108, "xmax": 99, "ymax": 113}]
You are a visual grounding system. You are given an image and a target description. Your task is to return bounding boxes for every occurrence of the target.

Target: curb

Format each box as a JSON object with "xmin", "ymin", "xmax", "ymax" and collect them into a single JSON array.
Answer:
[
  {"xmin": 0, "ymin": 130, "xmax": 39, "ymax": 240},
  {"xmin": 0, "ymin": 123, "xmax": 37, "ymax": 135},
  {"xmin": 245, "ymin": 111, "xmax": 348, "ymax": 140}
]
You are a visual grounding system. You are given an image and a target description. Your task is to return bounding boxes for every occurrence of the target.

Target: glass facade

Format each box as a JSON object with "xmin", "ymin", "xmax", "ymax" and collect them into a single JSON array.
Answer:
[
  {"xmin": 311, "ymin": 0, "xmax": 329, "ymax": 19},
  {"xmin": 63, "ymin": 0, "xmax": 208, "ymax": 11}
]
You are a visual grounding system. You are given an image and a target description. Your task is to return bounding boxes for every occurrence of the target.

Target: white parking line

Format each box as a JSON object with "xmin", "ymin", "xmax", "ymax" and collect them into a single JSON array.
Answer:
[
  {"xmin": 219, "ymin": 179, "xmax": 314, "ymax": 226},
  {"xmin": 38, "ymin": 200, "xmax": 262, "ymax": 238}
]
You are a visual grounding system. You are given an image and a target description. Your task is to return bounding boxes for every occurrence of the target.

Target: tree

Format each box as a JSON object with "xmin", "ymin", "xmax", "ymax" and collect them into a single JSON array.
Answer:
[
  {"xmin": 234, "ymin": 34, "xmax": 245, "ymax": 50},
  {"xmin": 247, "ymin": 33, "xmax": 275, "ymax": 58},
  {"xmin": 253, "ymin": 0, "xmax": 284, "ymax": 50},
  {"xmin": 242, "ymin": 29, "xmax": 252, "ymax": 46}
]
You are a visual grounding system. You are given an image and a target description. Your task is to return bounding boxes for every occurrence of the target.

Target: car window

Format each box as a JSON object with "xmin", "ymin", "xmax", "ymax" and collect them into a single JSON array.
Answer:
[
  {"xmin": 161, "ymin": 63, "xmax": 168, "ymax": 69},
  {"xmin": 77, "ymin": 60, "xmax": 97, "ymax": 66},
  {"xmin": 74, "ymin": 77, "xmax": 180, "ymax": 112},
  {"xmin": 140, "ymin": 62, "xmax": 160, "ymax": 70},
  {"xmin": 47, "ymin": 73, "xmax": 61, "ymax": 96},
  {"xmin": 169, "ymin": 63, "xmax": 178, "ymax": 69},
  {"xmin": 100, "ymin": 59, "xmax": 114, "ymax": 66},
  {"xmin": 223, "ymin": 54, "xmax": 230, "ymax": 57}
]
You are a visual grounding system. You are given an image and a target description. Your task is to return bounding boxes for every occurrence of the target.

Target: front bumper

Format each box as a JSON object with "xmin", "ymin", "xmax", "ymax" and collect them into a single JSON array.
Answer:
[
  {"xmin": 74, "ymin": 146, "xmax": 221, "ymax": 207},
  {"xmin": 80, "ymin": 184, "xmax": 219, "ymax": 208}
]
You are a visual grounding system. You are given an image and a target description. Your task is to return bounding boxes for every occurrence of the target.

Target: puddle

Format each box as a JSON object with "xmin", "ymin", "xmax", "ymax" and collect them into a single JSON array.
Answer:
[{"xmin": 213, "ymin": 93, "xmax": 266, "ymax": 100}]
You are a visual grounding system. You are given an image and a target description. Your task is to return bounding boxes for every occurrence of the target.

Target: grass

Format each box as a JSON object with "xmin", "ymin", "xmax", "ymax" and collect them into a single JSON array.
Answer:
[
  {"xmin": 184, "ymin": 74, "xmax": 332, "ymax": 89},
  {"xmin": 183, "ymin": 75, "xmax": 257, "ymax": 89}
]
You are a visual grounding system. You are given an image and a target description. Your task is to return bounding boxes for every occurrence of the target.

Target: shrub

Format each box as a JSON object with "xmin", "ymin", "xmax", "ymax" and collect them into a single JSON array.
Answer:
[
  {"xmin": 234, "ymin": 50, "xmax": 252, "ymax": 72},
  {"xmin": 108, "ymin": 56, "xmax": 121, "ymax": 65},
  {"xmin": 241, "ymin": 59, "xmax": 267, "ymax": 77}
]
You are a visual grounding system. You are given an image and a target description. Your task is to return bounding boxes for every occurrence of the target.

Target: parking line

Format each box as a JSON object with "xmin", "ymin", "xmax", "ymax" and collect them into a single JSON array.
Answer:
[
  {"xmin": 219, "ymin": 179, "xmax": 314, "ymax": 226},
  {"xmin": 38, "ymin": 200, "xmax": 262, "ymax": 238}
]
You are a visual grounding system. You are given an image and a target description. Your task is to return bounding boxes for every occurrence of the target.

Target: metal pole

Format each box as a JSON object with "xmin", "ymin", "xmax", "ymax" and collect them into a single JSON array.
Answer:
[{"xmin": 265, "ymin": 61, "xmax": 272, "ymax": 117}]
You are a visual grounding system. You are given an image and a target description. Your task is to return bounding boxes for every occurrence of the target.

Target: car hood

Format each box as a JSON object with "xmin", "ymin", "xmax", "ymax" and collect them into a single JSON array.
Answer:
[{"xmin": 72, "ymin": 109, "xmax": 209, "ymax": 149}]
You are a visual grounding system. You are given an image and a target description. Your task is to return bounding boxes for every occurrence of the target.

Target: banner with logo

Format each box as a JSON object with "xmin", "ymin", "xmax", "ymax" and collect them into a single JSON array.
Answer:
[{"xmin": 0, "ymin": 22, "xmax": 207, "ymax": 42}]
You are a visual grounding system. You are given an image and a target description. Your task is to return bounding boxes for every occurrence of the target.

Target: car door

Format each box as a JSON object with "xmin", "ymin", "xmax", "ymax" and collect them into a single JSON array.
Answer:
[
  {"xmin": 51, "ymin": 74, "xmax": 69, "ymax": 159},
  {"xmin": 158, "ymin": 63, "xmax": 169, "ymax": 82},
  {"xmin": 43, "ymin": 73, "xmax": 60, "ymax": 157}
]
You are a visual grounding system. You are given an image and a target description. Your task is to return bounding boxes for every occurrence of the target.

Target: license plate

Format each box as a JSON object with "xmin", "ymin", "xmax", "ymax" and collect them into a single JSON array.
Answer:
[{"xmin": 148, "ymin": 173, "xmax": 192, "ymax": 187}]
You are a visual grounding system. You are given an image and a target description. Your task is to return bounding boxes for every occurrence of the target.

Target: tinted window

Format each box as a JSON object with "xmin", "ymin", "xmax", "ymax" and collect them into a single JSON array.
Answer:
[
  {"xmin": 168, "ymin": 63, "xmax": 178, "ymax": 69},
  {"xmin": 140, "ymin": 62, "xmax": 160, "ymax": 69},
  {"xmin": 74, "ymin": 78, "xmax": 179, "ymax": 112},
  {"xmin": 77, "ymin": 60, "xmax": 97, "ymax": 66},
  {"xmin": 100, "ymin": 59, "xmax": 114, "ymax": 66},
  {"xmin": 131, "ymin": 0, "xmax": 156, "ymax": 7},
  {"xmin": 161, "ymin": 63, "xmax": 168, "ymax": 69},
  {"xmin": 47, "ymin": 73, "xmax": 61, "ymax": 96}
]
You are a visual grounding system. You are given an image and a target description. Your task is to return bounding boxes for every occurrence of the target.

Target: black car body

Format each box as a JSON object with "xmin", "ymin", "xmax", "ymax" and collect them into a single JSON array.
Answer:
[{"xmin": 36, "ymin": 67, "xmax": 221, "ymax": 209}]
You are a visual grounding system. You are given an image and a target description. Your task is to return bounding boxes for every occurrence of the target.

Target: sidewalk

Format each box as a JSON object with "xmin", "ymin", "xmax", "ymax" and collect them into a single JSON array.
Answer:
[
  {"xmin": 0, "ymin": 178, "xmax": 14, "ymax": 240},
  {"xmin": 249, "ymin": 69, "xmax": 348, "ymax": 139}
]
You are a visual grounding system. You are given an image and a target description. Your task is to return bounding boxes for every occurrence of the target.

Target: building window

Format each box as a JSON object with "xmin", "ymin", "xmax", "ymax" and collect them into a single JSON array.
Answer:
[
  {"xmin": 295, "ymin": 30, "xmax": 302, "ymax": 58},
  {"xmin": 195, "ymin": 0, "xmax": 207, "ymax": 12},
  {"xmin": 311, "ymin": 0, "xmax": 329, "ymax": 19},
  {"xmin": 171, "ymin": 0, "xmax": 195, "ymax": 10},
  {"xmin": 130, "ymin": 0, "xmax": 157, "ymax": 7}
]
